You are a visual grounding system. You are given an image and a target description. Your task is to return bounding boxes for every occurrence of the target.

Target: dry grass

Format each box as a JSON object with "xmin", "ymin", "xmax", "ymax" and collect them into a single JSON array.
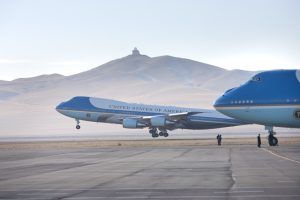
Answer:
[{"xmin": 0, "ymin": 137, "xmax": 300, "ymax": 150}]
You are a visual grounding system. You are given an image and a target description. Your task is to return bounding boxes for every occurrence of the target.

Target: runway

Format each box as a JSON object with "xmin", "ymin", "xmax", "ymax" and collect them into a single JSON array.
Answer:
[{"xmin": 0, "ymin": 143, "xmax": 300, "ymax": 199}]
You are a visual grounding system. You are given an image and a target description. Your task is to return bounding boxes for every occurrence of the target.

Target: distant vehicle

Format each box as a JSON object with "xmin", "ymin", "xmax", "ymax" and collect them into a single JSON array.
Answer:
[
  {"xmin": 56, "ymin": 97, "xmax": 246, "ymax": 138},
  {"xmin": 214, "ymin": 70, "xmax": 300, "ymax": 146}
]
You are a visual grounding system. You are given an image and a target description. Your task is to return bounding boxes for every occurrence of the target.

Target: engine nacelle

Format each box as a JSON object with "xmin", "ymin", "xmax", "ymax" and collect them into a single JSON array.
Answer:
[
  {"xmin": 150, "ymin": 116, "xmax": 174, "ymax": 127},
  {"xmin": 123, "ymin": 118, "xmax": 145, "ymax": 129}
]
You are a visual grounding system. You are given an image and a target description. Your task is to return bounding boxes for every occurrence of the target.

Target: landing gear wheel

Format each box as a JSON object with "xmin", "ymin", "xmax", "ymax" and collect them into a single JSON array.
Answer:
[
  {"xmin": 152, "ymin": 133, "xmax": 159, "ymax": 138},
  {"xmin": 163, "ymin": 132, "xmax": 169, "ymax": 137},
  {"xmin": 149, "ymin": 128, "xmax": 157, "ymax": 135},
  {"xmin": 159, "ymin": 132, "xmax": 164, "ymax": 136},
  {"xmin": 75, "ymin": 119, "xmax": 80, "ymax": 130},
  {"xmin": 268, "ymin": 136, "xmax": 278, "ymax": 146}
]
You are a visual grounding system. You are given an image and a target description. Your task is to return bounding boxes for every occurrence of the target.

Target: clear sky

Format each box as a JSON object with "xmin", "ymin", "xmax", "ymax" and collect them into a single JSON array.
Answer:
[{"xmin": 0, "ymin": 0, "xmax": 299, "ymax": 80}]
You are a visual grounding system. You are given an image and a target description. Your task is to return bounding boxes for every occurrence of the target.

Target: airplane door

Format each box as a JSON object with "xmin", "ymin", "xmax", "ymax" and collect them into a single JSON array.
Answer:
[{"xmin": 295, "ymin": 110, "xmax": 300, "ymax": 119}]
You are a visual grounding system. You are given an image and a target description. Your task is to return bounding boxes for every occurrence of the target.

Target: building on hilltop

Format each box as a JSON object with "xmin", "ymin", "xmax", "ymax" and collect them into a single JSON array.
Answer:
[{"xmin": 132, "ymin": 47, "xmax": 140, "ymax": 56}]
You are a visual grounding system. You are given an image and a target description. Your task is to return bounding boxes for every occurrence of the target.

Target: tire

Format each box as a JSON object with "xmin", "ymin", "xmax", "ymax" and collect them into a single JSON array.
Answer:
[
  {"xmin": 149, "ymin": 129, "xmax": 157, "ymax": 135},
  {"xmin": 76, "ymin": 125, "xmax": 80, "ymax": 129},
  {"xmin": 268, "ymin": 136, "xmax": 278, "ymax": 146},
  {"xmin": 152, "ymin": 133, "xmax": 159, "ymax": 138},
  {"xmin": 163, "ymin": 133, "xmax": 169, "ymax": 137},
  {"xmin": 272, "ymin": 137, "xmax": 278, "ymax": 146},
  {"xmin": 159, "ymin": 132, "xmax": 164, "ymax": 136}
]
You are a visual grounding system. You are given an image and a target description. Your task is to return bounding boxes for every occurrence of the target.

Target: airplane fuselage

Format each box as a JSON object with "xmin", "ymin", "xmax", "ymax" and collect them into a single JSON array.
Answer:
[
  {"xmin": 214, "ymin": 70, "xmax": 300, "ymax": 129},
  {"xmin": 56, "ymin": 97, "xmax": 246, "ymax": 133}
]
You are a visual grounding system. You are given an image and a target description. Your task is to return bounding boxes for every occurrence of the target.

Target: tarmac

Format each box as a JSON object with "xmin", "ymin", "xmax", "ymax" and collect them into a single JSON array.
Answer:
[{"xmin": 0, "ymin": 142, "xmax": 300, "ymax": 200}]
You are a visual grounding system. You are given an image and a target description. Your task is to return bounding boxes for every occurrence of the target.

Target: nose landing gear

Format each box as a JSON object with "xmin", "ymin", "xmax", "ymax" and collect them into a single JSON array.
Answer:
[
  {"xmin": 268, "ymin": 131, "xmax": 278, "ymax": 146},
  {"xmin": 266, "ymin": 126, "xmax": 278, "ymax": 146},
  {"xmin": 75, "ymin": 119, "xmax": 80, "ymax": 129}
]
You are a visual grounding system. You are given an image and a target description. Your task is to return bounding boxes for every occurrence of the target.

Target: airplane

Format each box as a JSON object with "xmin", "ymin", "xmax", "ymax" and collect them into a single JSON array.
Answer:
[
  {"xmin": 214, "ymin": 69, "xmax": 300, "ymax": 146},
  {"xmin": 56, "ymin": 96, "xmax": 247, "ymax": 138}
]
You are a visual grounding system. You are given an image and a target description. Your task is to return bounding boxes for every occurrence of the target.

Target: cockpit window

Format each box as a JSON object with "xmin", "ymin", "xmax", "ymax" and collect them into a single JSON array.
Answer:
[
  {"xmin": 225, "ymin": 88, "xmax": 235, "ymax": 93},
  {"xmin": 251, "ymin": 76, "xmax": 261, "ymax": 82}
]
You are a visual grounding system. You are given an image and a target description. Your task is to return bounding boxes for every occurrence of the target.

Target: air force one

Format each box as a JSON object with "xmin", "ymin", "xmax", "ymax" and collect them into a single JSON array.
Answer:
[
  {"xmin": 56, "ymin": 97, "xmax": 246, "ymax": 138},
  {"xmin": 214, "ymin": 69, "xmax": 300, "ymax": 146}
]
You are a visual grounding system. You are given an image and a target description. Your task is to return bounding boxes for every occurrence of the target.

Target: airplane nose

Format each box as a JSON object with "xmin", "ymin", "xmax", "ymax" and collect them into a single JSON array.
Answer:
[
  {"xmin": 56, "ymin": 102, "xmax": 65, "ymax": 112},
  {"xmin": 214, "ymin": 95, "xmax": 235, "ymax": 118},
  {"xmin": 214, "ymin": 87, "xmax": 237, "ymax": 108},
  {"xmin": 214, "ymin": 96, "xmax": 226, "ymax": 108}
]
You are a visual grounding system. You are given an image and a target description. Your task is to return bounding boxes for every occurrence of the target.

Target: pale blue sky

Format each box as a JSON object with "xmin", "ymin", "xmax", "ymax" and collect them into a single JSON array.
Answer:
[{"xmin": 0, "ymin": 0, "xmax": 299, "ymax": 80}]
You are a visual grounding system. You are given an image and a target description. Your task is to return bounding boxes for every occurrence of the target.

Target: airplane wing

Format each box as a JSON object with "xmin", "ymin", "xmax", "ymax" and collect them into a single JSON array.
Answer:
[
  {"xmin": 120, "ymin": 111, "xmax": 208, "ymax": 130},
  {"xmin": 141, "ymin": 111, "xmax": 202, "ymax": 121},
  {"xmin": 167, "ymin": 111, "xmax": 202, "ymax": 120},
  {"xmin": 131, "ymin": 111, "xmax": 203, "ymax": 129}
]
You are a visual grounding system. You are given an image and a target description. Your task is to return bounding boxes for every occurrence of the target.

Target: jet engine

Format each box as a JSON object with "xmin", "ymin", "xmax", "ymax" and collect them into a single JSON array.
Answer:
[
  {"xmin": 150, "ymin": 116, "xmax": 174, "ymax": 127},
  {"xmin": 123, "ymin": 118, "xmax": 146, "ymax": 129}
]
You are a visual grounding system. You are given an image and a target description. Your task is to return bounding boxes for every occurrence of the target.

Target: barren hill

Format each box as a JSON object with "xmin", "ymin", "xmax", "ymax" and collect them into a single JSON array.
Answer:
[{"xmin": 0, "ymin": 50, "xmax": 259, "ymax": 136}]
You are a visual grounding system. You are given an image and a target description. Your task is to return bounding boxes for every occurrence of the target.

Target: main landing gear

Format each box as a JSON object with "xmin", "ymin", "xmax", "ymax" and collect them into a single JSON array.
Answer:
[
  {"xmin": 149, "ymin": 128, "xmax": 169, "ymax": 138},
  {"xmin": 75, "ymin": 119, "xmax": 81, "ymax": 129},
  {"xmin": 266, "ymin": 126, "xmax": 278, "ymax": 146}
]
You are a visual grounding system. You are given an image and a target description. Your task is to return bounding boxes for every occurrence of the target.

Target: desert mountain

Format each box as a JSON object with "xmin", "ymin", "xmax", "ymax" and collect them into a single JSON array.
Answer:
[
  {"xmin": 0, "ymin": 49, "xmax": 259, "ymax": 136},
  {"xmin": 0, "ymin": 50, "xmax": 256, "ymax": 104}
]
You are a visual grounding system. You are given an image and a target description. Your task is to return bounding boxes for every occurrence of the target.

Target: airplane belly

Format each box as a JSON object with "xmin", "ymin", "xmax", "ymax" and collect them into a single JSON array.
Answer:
[
  {"xmin": 186, "ymin": 121, "xmax": 235, "ymax": 129},
  {"xmin": 220, "ymin": 105, "xmax": 300, "ymax": 128},
  {"xmin": 186, "ymin": 117, "xmax": 243, "ymax": 129}
]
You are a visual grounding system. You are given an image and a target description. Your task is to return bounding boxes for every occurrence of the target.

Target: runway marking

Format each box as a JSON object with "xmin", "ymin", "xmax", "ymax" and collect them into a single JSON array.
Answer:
[
  {"xmin": 12, "ymin": 195, "xmax": 300, "ymax": 199},
  {"xmin": 18, "ymin": 193, "xmax": 69, "ymax": 195},
  {"xmin": 1, "ymin": 186, "xmax": 300, "ymax": 192},
  {"xmin": 277, "ymin": 180, "xmax": 296, "ymax": 183},
  {"xmin": 263, "ymin": 148, "xmax": 300, "ymax": 164},
  {"xmin": 214, "ymin": 190, "xmax": 264, "ymax": 194},
  {"xmin": 235, "ymin": 186, "xmax": 300, "ymax": 189},
  {"xmin": 34, "ymin": 195, "xmax": 300, "ymax": 199},
  {"xmin": 115, "ymin": 191, "xmax": 164, "ymax": 194},
  {"xmin": 6, "ymin": 196, "xmax": 300, "ymax": 200}
]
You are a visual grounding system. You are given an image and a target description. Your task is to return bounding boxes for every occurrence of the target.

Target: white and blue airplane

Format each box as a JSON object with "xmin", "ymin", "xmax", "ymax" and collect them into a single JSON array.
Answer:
[
  {"xmin": 214, "ymin": 69, "xmax": 300, "ymax": 146},
  {"xmin": 56, "ymin": 97, "xmax": 247, "ymax": 138}
]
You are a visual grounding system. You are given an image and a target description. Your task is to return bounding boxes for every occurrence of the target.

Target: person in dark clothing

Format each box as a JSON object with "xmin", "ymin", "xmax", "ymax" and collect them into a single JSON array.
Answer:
[
  {"xmin": 257, "ymin": 134, "xmax": 261, "ymax": 148},
  {"xmin": 216, "ymin": 134, "xmax": 220, "ymax": 146},
  {"xmin": 219, "ymin": 134, "xmax": 222, "ymax": 146}
]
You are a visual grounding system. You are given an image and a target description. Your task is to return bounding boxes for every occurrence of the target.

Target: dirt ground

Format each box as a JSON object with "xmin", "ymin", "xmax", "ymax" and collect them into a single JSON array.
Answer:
[{"xmin": 0, "ymin": 137, "xmax": 300, "ymax": 150}]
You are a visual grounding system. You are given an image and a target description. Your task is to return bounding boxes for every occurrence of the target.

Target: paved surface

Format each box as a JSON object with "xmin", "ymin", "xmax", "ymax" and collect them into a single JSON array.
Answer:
[{"xmin": 0, "ymin": 144, "xmax": 300, "ymax": 199}]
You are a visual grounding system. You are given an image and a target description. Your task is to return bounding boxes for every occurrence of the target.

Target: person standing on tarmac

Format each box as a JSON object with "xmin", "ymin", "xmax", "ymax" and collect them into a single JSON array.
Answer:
[
  {"xmin": 257, "ymin": 134, "xmax": 261, "ymax": 148},
  {"xmin": 219, "ymin": 134, "xmax": 222, "ymax": 146},
  {"xmin": 216, "ymin": 134, "xmax": 220, "ymax": 146}
]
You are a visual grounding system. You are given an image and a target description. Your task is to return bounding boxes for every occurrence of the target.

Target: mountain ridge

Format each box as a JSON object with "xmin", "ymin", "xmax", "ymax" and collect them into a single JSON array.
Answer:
[
  {"xmin": 0, "ymin": 51, "xmax": 256, "ymax": 104},
  {"xmin": 0, "ymin": 50, "xmax": 263, "ymax": 135}
]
